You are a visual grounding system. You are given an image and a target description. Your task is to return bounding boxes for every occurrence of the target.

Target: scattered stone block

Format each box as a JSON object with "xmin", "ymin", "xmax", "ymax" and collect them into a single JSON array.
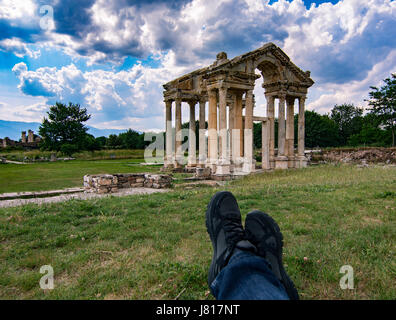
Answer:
[{"xmin": 83, "ymin": 173, "xmax": 172, "ymax": 193}]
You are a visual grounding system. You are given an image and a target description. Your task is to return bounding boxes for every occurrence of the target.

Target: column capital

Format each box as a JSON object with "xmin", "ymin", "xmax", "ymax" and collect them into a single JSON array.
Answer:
[
  {"xmin": 286, "ymin": 96, "xmax": 295, "ymax": 106},
  {"xmin": 207, "ymin": 88, "xmax": 217, "ymax": 98},
  {"xmin": 199, "ymin": 97, "xmax": 207, "ymax": 104},
  {"xmin": 265, "ymin": 94, "xmax": 275, "ymax": 103},
  {"xmin": 188, "ymin": 100, "xmax": 197, "ymax": 107},
  {"xmin": 245, "ymin": 89, "xmax": 254, "ymax": 98},
  {"xmin": 278, "ymin": 92, "xmax": 287, "ymax": 100},
  {"xmin": 218, "ymin": 86, "xmax": 228, "ymax": 96},
  {"xmin": 298, "ymin": 96, "xmax": 307, "ymax": 104}
]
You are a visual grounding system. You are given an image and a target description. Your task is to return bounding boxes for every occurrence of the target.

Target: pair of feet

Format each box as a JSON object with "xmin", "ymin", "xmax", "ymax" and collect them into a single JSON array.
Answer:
[{"xmin": 206, "ymin": 191, "xmax": 299, "ymax": 300}]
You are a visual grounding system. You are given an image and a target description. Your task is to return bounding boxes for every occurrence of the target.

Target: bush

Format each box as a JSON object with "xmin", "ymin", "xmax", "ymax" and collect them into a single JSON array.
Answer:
[{"xmin": 60, "ymin": 144, "xmax": 79, "ymax": 157}]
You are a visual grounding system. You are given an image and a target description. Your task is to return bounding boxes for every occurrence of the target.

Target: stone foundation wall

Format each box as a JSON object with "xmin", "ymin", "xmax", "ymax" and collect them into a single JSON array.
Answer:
[{"xmin": 84, "ymin": 173, "xmax": 172, "ymax": 193}]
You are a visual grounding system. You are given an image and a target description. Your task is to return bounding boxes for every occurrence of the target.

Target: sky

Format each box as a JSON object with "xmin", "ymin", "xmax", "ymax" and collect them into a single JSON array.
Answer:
[{"xmin": 0, "ymin": 0, "xmax": 395, "ymax": 132}]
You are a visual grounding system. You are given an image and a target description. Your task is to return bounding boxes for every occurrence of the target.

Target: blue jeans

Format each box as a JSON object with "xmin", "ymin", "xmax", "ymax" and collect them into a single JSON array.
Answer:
[{"xmin": 210, "ymin": 250, "xmax": 290, "ymax": 300}]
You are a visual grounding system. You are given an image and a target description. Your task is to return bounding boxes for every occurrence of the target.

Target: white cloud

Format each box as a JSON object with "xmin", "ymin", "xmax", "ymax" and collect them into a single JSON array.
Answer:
[
  {"xmin": 0, "ymin": 0, "xmax": 37, "ymax": 20},
  {"xmin": 0, "ymin": 38, "xmax": 40, "ymax": 58},
  {"xmin": 0, "ymin": 99, "xmax": 47, "ymax": 122},
  {"xmin": 307, "ymin": 48, "xmax": 396, "ymax": 113},
  {"xmin": 11, "ymin": 51, "xmax": 192, "ymax": 129},
  {"xmin": 2, "ymin": 0, "xmax": 396, "ymax": 130}
]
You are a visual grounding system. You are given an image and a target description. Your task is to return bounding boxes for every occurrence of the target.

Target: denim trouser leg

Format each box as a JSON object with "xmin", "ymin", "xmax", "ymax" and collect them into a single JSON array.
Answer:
[{"xmin": 210, "ymin": 250, "xmax": 290, "ymax": 300}]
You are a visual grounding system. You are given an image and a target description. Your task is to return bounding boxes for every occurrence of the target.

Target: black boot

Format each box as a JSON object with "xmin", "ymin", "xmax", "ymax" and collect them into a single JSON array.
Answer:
[
  {"xmin": 245, "ymin": 210, "xmax": 299, "ymax": 300},
  {"xmin": 206, "ymin": 191, "xmax": 256, "ymax": 287}
]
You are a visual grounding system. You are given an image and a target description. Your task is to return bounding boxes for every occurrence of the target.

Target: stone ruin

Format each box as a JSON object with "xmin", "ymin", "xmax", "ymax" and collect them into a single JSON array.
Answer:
[
  {"xmin": 162, "ymin": 43, "xmax": 314, "ymax": 178},
  {"xmin": 84, "ymin": 173, "xmax": 172, "ymax": 193},
  {"xmin": 0, "ymin": 130, "xmax": 41, "ymax": 149}
]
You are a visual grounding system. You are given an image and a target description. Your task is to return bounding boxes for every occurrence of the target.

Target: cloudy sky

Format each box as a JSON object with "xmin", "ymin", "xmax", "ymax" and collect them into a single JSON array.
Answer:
[{"xmin": 0, "ymin": 0, "xmax": 395, "ymax": 131}]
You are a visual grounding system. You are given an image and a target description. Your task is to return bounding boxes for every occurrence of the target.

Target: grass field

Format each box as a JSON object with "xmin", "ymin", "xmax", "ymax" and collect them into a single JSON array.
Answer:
[
  {"xmin": 0, "ymin": 164, "xmax": 395, "ymax": 299},
  {"xmin": 0, "ymin": 158, "xmax": 162, "ymax": 194},
  {"xmin": 0, "ymin": 149, "xmax": 146, "ymax": 162}
]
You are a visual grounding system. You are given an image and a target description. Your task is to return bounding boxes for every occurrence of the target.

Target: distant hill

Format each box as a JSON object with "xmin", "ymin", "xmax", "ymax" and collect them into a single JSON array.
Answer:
[{"xmin": 0, "ymin": 120, "xmax": 128, "ymax": 140}]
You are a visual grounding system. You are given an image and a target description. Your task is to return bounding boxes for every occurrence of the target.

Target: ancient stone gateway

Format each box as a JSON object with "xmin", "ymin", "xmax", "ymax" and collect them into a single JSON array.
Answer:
[{"xmin": 162, "ymin": 43, "xmax": 314, "ymax": 176}]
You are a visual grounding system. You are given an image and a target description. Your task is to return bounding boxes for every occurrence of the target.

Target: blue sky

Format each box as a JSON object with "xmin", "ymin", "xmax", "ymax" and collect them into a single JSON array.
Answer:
[{"xmin": 0, "ymin": 0, "xmax": 395, "ymax": 131}]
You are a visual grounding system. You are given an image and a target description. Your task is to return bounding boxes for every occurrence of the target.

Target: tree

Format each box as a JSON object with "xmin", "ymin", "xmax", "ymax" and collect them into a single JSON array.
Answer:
[
  {"xmin": 304, "ymin": 111, "xmax": 339, "ymax": 148},
  {"xmin": 95, "ymin": 136, "xmax": 108, "ymax": 149},
  {"xmin": 330, "ymin": 104, "xmax": 363, "ymax": 146},
  {"xmin": 119, "ymin": 129, "xmax": 145, "ymax": 149},
  {"xmin": 39, "ymin": 102, "xmax": 91, "ymax": 151},
  {"xmin": 367, "ymin": 74, "xmax": 396, "ymax": 146},
  {"xmin": 106, "ymin": 134, "xmax": 122, "ymax": 148},
  {"xmin": 347, "ymin": 113, "xmax": 389, "ymax": 147}
]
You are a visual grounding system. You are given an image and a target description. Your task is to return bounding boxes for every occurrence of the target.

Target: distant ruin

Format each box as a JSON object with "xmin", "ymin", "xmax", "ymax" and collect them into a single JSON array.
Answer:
[{"xmin": 0, "ymin": 130, "xmax": 41, "ymax": 149}]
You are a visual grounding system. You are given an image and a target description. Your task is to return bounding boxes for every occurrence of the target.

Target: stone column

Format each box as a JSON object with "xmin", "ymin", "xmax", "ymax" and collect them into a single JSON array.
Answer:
[
  {"xmin": 233, "ymin": 91, "xmax": 244, "ymax": 162},
  {"xmin": 266, "ymin": 95, "xmax": 275, "ymax": 169},
  {"xmin": 165, "ymin": 100, "xmax": 173, "ymax": 167},
  {"xmin": 216, "ymin": 87, "xmax": 230, "ymax": 175},
  {"xmin": 286, "ymin": 97, "xmax": 295, "ymax": 168},
  {"xmin": 198, "ymin": 99, "xmax": 206, "ymax": 167},
  {"xmin": 28, "ymin": 130, "xmax": 34, "ymax": 143},
  {"xmin": 275, "ymin": 94, "xmax": 288, "ymax": 169},
  {"xmin": 188, "ymin": 101, "xmax": 196, "ymax": 166},
  {"xmin": 297, "ymin": 96, "xmax": 308, "ymax": 168},
  {"xmin": 228, "ymin": 101, "xmax": 235, "ymax": 164},
  {"xmin": 243, "ymin": 89, "xmax": 255, "ymax": 173},
  {"xmin": 207, "ymin": 89, "xmax": 218, "ymax": 169},
  {"xmin": 174, "ymin": 99, "xmax": 182, "ymax": 168},
  {"xmin": 21, "ymin": 131, "xmax": 26, "ymax": 143},
  {"xmin": 262, "ymin": 120, "xmax": 270, "ymax": 170},
  {"xmin": 218, "ymin": 87, "xmax": 228, "ymax": 161}
]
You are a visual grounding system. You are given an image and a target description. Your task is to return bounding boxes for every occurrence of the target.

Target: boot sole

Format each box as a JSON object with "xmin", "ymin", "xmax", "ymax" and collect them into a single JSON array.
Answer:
[{"xmin": 247, "ymin": 210, "xmax": 300, "ymax": 300}]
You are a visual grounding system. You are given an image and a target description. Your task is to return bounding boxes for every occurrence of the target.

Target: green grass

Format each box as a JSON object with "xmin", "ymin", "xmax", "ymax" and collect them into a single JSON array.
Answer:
[
  {"xmin": 0, "ymin": 149, "xmax": 146, "ymax": 162},
  {"xmin": 0, "ymin": 159, "xmax": 161, "ymax": 193},
  {"xmin": 0, "ymin": 164, "xmax": 395, "ymax": 299}
]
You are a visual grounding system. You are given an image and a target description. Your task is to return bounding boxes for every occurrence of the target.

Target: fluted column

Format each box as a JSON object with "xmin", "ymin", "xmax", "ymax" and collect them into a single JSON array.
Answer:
[
  {"xmin": 165, "ymin": 100, "xmax": 173, "ymax": 167},
  {"xmin": 228, "ymin": 101, "xmax": 235, "ymax": 163},
  {"xmin": 188, "ymin": 101, "xmax": 196, "ymax": 166},
  {"xmin": 266, "ymin": 95, "xmax": 275, "ymax": 168},
  {"xmin": 278, "ymin": 94, "xmax": 286, "ymax": 156},
  {"xmin": 218, "ymin": 87, "xmax": 228, "ymax": 162},
  {"xmin": 243, "ymin": 89, "xmax": 254, "ymax": 173},
  {"xmin": 262, "ymin": 120, "xmax": 270, "ymax": 169},
  {"xmin": 198, "ymin": 99, "xmax": 206, "ymax": 167},
  {"xmin": 286, "ymin": 97, "xmax": 295, "ymax": 167},
  {"xmin": 234, "ymin": 91, "xmax": 243, "ymax": 160},
  {"xmin": 175, "ymin": 98, "xmax": 182, "ymax": 167},
  {"xmin": 275, "ymin": 93, "xmax": 288, "ymax": 169},
  {"xmin": 298, "ymin": 97, "xmax": 306, "ymax": 156},
  {"xmin": 207, "ymin": 89, "xmax": 218, "ymax": 165},
  {"xmin": 297, "ymin": 96, "xmax": 308, "ymax": 168}
]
